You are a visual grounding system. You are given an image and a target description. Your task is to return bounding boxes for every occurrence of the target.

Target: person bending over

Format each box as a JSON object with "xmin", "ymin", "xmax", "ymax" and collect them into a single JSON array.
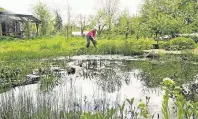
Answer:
[{"xmin": 86, "ymin": 29, "xmax": 97, "ymax": 48}]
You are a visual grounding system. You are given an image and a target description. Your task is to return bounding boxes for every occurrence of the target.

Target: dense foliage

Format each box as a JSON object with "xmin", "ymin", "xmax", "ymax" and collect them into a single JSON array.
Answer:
[
  {"xmin": 170, "ymin": 37, "xmax": 195, "ymax": 50},
  {"xmin": 136, "ymin": 0, "xmax": 198, "ymax": 39}
]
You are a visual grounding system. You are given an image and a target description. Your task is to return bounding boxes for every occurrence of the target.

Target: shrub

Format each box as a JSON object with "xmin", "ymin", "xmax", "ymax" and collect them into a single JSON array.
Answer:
[
  {"xmin": 118, "ymin": 41, "xmax": 131, "ymax": 55},
  {"xmin": 98, "ymin": 41, "xmax": 117, "ymax": 54},
  {"xmin": 132, "ymin": 39, "xmax": 155, "ymax": 50},
  {"xmin": 118, "ymin": 41, "xmax": 143, "ymax": 55},
  {"xmin": 52, "ymin": 43, "xmax": 61, "ymax": 50},
  {"xmin": 158, "ymin": 41, "xmax": 170, "ymax": 50},
  {"xmin": 183, "ymin": 35, "xmax": 198, "ymax": 43},
  {"xmin": 170, "ymin": 37, "xmax": 195, "ymax": 50},
  {"xmin": 191, "ymin": 36, "xmax": 198, "ymax": 43}
]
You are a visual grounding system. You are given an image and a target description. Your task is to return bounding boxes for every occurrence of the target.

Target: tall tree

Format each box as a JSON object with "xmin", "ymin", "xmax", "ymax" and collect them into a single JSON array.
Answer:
[
  {"xmin": 138, "ymin": 0, "xmax": 197, "ymax": 38},
  {"xmin": 66, "ymin": 4, "xmax": 72, "ymax": 39},
  {"xmin": 32, "ymin": 1, "xmax": 52, "ymax": 36},
  {"xmin": 131, "ymin": 16, "xmax": 150, "ymax": 40},
  {"xmin": 54, "ymin": 9, "xmax": 63, "ymax": 32},
  {"xmin": 76, "ymin": 14, "xmax": 87, "ymax": 36},
  {"xmin": 140, "ymin": 0, "xmax": 184, "ymax": 38},
  {"xmin": 117, "ymin": 9, "xmax": 131, "ymax": 39},
  {"xmin": 101, "ymin": 0, "xmax": 120, "ymax": 30},
  {"xmin": 93, "ymin": 9, "xmax": 106, "ymax": 35}
]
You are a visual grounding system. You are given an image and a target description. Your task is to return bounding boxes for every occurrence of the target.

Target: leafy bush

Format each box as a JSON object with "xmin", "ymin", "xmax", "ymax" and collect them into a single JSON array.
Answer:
[
  {"xmin": 98, "ymin": 41, "xmax": 118, "ymax": 54},
  {"xmin": 170, "ymin": 37, "xmax": 195, "ymax": 50},
  {"xmin": 118, "ymin": 41, "xmax": 143, "ymax": 55},
  {"xmin": 158, "ymin": 42, "xmax": 170, "ymax": 50},
  {"xmin": 131, "ymin": 39, "xmax": 155, "ymax": 50},
  {"xmin": 0, "ymin": 67, "xmax": 22, "ymax": 89},
  {"xmin": 52, "ymin": 43, "xmax": 61, "ymax": 50},
  {"xmin": 185, "ymin": 36, "xmax": 198, "ymax": 43}
]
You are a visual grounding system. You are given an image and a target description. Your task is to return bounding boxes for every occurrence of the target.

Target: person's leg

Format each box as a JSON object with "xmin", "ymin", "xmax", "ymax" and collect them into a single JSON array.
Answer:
[
  {"xmin": 86, "ymin": 36, "xmax": 90, "ymax": 48},
  {"xmin": 90, "ymin": 38, "xmax": 96, "ymax": 47}
]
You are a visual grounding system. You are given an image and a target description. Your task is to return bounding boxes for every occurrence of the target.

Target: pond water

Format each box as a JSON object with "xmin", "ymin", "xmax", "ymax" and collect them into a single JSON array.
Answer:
[{"xmin": 0, "ymin": 55, "xmax": 198, "ymax": 119}]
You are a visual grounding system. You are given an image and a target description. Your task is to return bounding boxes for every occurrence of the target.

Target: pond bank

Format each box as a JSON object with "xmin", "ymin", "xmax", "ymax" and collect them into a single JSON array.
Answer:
[{"xmin": 143, "ymin": 49, "xmax": 182, "ymax": 55}]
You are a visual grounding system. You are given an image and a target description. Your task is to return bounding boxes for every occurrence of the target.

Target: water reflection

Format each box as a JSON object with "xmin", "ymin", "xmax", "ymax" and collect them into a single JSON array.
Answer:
[
  {"xmin": 1, "ymin": 55, "xmax": 198, "ymax": 118},
  {"xmin": 123, "ymin": 60, "xmax": 198, "ymax": 88}
]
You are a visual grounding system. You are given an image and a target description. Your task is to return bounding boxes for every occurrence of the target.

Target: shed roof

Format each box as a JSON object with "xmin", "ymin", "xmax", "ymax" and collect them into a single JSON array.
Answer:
[{"xmin": 0, "ymin": 11, "xmax": 41, "ymax": 24}]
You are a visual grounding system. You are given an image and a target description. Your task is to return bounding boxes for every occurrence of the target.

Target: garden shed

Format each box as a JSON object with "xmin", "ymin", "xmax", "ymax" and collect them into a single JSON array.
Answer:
[{"xmin": 0, "ymin": 11, "xmax": 41, "ymax": 38}]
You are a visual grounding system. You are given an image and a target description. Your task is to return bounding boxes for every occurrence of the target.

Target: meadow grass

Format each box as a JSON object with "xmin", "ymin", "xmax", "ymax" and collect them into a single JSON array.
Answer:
[
  {"xmin": 0, "ymin": 36, "xmax": 83, "ymax": 60},
  {"xmin": 0, "ymin": 36, "xmax": 155, "ymax": 61},
  {"xmin": 1, "ymin": 35, "xmax": 198, "ymax": 61}
]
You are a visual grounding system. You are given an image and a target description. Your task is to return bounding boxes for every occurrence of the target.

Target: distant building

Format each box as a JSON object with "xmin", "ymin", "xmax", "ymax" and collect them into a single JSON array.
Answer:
[{"xmin": 0, "ymin": 11, "xmax": 41, "ymax": 38}]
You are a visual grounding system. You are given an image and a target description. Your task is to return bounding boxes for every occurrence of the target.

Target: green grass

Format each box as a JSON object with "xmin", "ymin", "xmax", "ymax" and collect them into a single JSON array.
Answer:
[
  {"xmin": 0, "ymin": 36, "xmax": 83, "ymax": 60},
  {"xmin": 0, "ymin": 36, "xmax": 155, "ymax": 61},
  {"xmin": 1, "ymin": 35, "xmax": 198, "ymax": 61}
]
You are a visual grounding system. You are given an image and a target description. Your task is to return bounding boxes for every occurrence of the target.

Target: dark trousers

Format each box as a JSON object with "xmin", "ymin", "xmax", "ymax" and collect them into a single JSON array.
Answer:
[{"xmin": 86, "ymin": 36, "xmax": 96, "ymax": 48}]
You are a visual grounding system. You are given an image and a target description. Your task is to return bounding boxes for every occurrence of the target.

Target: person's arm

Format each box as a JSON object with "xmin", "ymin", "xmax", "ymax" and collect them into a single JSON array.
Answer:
[
  {"xmin": 91, "ymin": 31, "xmax": 95, "ymax": 39},
  {"xmin": 92, "ymin": 31, "xmax": 96, "ymax": 39}
]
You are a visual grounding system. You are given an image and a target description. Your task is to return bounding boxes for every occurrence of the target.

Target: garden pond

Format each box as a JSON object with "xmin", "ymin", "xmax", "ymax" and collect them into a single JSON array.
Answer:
[{"xmin": 1, "ymin": 55, "xmax": 198, "ymax": 119}]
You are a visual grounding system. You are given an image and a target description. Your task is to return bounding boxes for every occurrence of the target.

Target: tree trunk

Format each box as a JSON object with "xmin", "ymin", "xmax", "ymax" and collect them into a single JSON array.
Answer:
[
  {"xmin": 81, "ymin": 28, "xmax": 83, "ymax": 36},
  {"xmin": 155, "ymin": 32, "xmax": 159, "ymax": 44},
  {"xmin": 98, "ymin": 25, "xmax": 101, "ymax": 35},
  {"xmin": 136, "ymin": 35, "xmax": 139, "ymax": 40},
  {"xmin": 66, "ymin": 25, "xmax": 69, "ymax": 40},
  {"xmin": 108, "ymin": 17, "xmax": 112, "ymax": 40},
  {"xmin": 0, "ymin": 23, "xmax": 2, "ymax": 36},
  {"xmin": 36, "ymin": 23, "xmax": 39, "ymax": 37},
  {"xmin": 70, "ymin": 26, "xmax": 73, "ymax": 37},
  {"xmin": 125, "ymin": 27, "xmax": 129, "ymax": 39},
  {"xmin": 125, "ymin": 33, "xmax": 128, "ymax": 39},
  {"xmin": 99, "ymin": 24, "xmax": 105, "ymax": 35},
  {"xmin": 26, "ymin": 19, "xmax": 30, "ymax": 38}
]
